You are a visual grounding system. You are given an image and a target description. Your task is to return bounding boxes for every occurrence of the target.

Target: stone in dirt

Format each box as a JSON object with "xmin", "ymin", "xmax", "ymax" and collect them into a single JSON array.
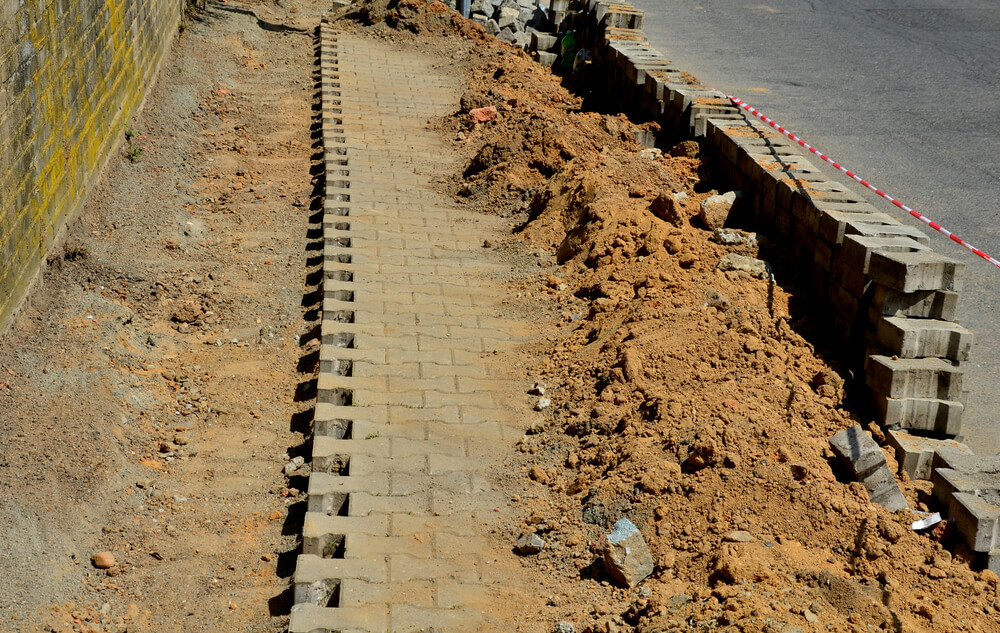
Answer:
[
  {"xmin": 669, "ymin": 140, "xmax": 700, "ymax": 158},
  {"xmin": 711, "ymin": 228, "xmax": 757, "ymax": 247},
  {"xmin": 649, "ymin": 191, "xmax": 688, "ymax": 227},
  {"xmin": 92, "ymin": 551, "xmax": 116, "ymax": 569},
  {"xmin": 698, "ymin": 191, "xmax": 739, "ymax": 230},
  {"xmin": 552, "ymin": 622, "xmax": 576, "ymax": 633},
  {"xmin": 600, "ymin": 518, "xmax": 654, "ymax": 587},
  {"xmin": 723, "ymin": 530, "xmax": 754, "ymax": 543},
  {"xmin": 470, "ymin": 106, "xmax": 498, "ymax": 123},
  {"xmin": 515, "ymin": 532, "xmax": 545, "ymax": 555},
  {"xmin": 716, "ymin": 253, "xmax": 770, "ymax": 279}
]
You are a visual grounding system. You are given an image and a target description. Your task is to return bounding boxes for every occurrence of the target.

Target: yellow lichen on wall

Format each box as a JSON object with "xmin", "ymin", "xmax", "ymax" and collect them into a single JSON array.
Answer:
[{"xmin": 0, "ymin": 0, "xmax": 182, "ymax": 330}]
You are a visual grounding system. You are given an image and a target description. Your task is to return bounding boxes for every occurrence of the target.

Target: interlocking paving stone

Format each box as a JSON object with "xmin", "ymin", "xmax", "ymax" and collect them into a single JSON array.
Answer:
[{"xmin": 289, "ymin": 23, "xmax": 527, "ymax": 633}]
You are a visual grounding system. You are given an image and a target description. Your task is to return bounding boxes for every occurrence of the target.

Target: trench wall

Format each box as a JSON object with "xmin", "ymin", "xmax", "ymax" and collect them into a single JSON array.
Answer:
[
  {"xmin": 0, "ymin": 0, "xmax": 183, "ymax": 330},
  {"xmin": 560, "ymin": 0, "xmax": 970, "ymax": 437}
]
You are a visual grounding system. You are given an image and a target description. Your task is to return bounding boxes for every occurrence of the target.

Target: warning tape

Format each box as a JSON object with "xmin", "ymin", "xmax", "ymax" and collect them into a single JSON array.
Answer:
[{"xmin": 726, "ymin": 95, "xmax": 1000, "ymax": 269}]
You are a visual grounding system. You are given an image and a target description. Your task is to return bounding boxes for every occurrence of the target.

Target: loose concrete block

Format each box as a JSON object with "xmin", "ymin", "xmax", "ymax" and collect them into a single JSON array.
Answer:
[
  {"xmin": 950, "ymin": 492, "xmax": 1000, "ymax": 553},
  {"xmin": 870, "ymin": 283, "xmax": 958, "ymax": 321},
  {"xmin": 837, "ymin": 235, "xmax": 928, "ymax": 294},
  {"xmin": 932, "ymin": 468, "xmax": 1000, "ymax": 507},
  {"xmin": 885, "ymin": 430, "xmax": 972, "ymax": 480},
  {"xmin": 290, "ymin": 603, "xmax": 389, "ymax": 633},
  {"xmin": 865, "ymin": 355, "xmax": 963, "ymax": 401},
  {"xmin": 818, "ymin": 210, "xmax": 899, "ymax": 246},
  {"xmin": 536, "ymin": 50, "xmax": 558, "ymax": 66},
  {"xmin": 932, "ymin": 446, "xmax": 1000, "ymax": 475},
  {"xmin": 868, "ymin": 249, "xmax": 964, "ymax": 293},
  {"xmin": 874, "ymin": 395, "xmax": 964, "ymax": 435},
  {"xmin": 875, "ymin": 316, "xmax": 972, "ymax": 361},
  {"xmin": 829, "ymin": 425, "xmax": 908, "ymax": 510},
  {"xmin": 845, "ymin": 221, "xmax": 929, "ymax": 245},
  {"xmin": 530, "ymin": 30, "xmax": 559, "ymax": 51},
  {"xmin": 497, "ymin": 6, "xmax": 520, "ymax": 29}
]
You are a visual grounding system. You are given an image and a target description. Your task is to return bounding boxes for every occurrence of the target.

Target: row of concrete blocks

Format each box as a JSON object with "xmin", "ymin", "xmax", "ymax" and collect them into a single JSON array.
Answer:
[
  {"xmin": 703, "ymin": 115, "xmax": 971, "ymax": 435},
  {"xmin": 289, "ymin": 22, "xmax": 360, "ymax": 633},
  {"xmin": 884, "ymin": 431, "xmax": 1000, "ymax": 574},
  {"xmin": 562, "ymin": 0, "xmax": 972, "ymax": 435},
  {"xmin": 707, "ymin": 117, "xmax": 970, "ymax": 433}
]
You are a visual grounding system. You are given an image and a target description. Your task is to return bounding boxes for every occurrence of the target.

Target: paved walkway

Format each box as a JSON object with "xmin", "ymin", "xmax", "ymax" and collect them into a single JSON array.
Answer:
[{"xmin": 289, "ymin": 24, "xmax": 530, "ymax": 632}]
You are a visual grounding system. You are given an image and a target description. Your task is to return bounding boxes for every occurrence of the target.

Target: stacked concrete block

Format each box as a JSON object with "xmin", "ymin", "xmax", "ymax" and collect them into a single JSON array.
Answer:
[
  {"xmin": 564, "ymin": 0, "xmax": 973, "ymax": 437},
  {"xmin": 529, "ymin": 29, "xmax": 561, "ymax": 66},
  {"xmin": 555, "ymin": 0, "xmax": 1000, "ymax": 576},
  {"xmin": 863, "ymin": 249, "xmax": 967, "ymax": 432},
  {"xmin": 829, "ymin": 425, "xmax": 908, "ymax": 511},
  {"xmin": 886, "ymin": 430, "xmax": 972, "ymax": 480}
]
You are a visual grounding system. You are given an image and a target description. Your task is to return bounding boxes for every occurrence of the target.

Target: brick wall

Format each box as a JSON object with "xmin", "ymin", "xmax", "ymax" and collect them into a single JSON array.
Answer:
[{"xmin": 0, "ymin": 0, "xmax": 182, "ymax": 330}]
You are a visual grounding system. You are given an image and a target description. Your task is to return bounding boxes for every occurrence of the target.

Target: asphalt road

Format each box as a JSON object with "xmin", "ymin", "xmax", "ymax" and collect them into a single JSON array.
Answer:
[{"xmin": 627, "ymin": 0, "xmax": 1000, "ymax": 452}]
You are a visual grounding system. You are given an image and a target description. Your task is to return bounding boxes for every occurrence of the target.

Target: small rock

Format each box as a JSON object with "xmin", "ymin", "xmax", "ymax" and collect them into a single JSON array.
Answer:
[
  {"xmin": 679, "ymin": 253, "xmax": 699, "ymax": 269},
  {"xmin": 529, "ymin": 382, "xmax": 546, "ymax": 396},
  {"xmin": 667, "ymin": 593, "xmax": 693, "ymax": 607},
  {"xmin": 173, "ymin": 434, "xmax": 189, "ymax": 446},
  {"xmin": 669, "ymin": 140, "xmax": 700, "ymax": 158},
  {"xmin": 261, "ymin": 553, "xmax": 274, "ymax": 562},
  {"xmin": 552, "ymin": 622, "xmax": 576, "ymax": 633},
  {"xmin": 529, "ymin": 466, "xmax": 549, "ymax": 484},
  {"xmin": 535, "ymin": 397, "xmax": 551, "ymax": 410},
  {"xmin": 638, "ymin": 147, "xmax": 662, "ymax": 160},
  {"xmin": 482, "ymin": 239, "xmax": 493, "ymax": 248},
  {"xmin": 804, "ymin": 609, "xmax": 819, "ymax": 623},
  {"xmin": 711, "ymin": 228, "xmax": 757, "ymax": 247},
  {"xmin": 699, "ymin": 191, "xmax": 739, "ymax": 230},
  {"xmin": 600, "ymin": 518, "xmax": 654, "ymax": 587},
  {"xmin": 470, "ymin": 106, "xmax": 498, "ymax": 123},
  {"xmin": 284, "ymin": 456, "xmax": 306, "ymax": 474},
  {"xmin": 650, "ymin": 191, "xmax": 688, "ymax": 227},
  {"xmin": 723, "ymin": 531, "xmax": 755, "ymax": 543},
  {"xmin": 716, "ymin": 253, "xmax": 770, "ymax": 279},
  {"xmin": 526, "ymin": 420, "xmax": 546, "ymax": 435},
  {"xmin": 92, "ymin": 552, "xmax": 116, "ymax": 569},
  {"xmin": 159, "ymin": 441, "xmax": 179, "ymax": 453},
  {"xmin": 515, "ymin": 532, "xmax": 545, "ymax": 555},
  {"xmin": 705, "ymin": 289, "xmax": 730, "ymax": 309},
  {"xmin": 789, "ymin": 462, "xmax": 810, "ymax": 480}
]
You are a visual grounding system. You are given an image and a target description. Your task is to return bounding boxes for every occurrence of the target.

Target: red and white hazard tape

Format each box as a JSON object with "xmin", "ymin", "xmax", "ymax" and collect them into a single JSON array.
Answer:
[{"xmin": 726, "ymin": 96, "xmax": 1000, "ymax": 269}]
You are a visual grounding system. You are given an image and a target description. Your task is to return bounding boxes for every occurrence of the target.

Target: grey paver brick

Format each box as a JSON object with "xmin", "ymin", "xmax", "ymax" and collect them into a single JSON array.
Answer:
[{"xmin": 291, "ymin": 25, "xmax": 528, "ymax": 633}]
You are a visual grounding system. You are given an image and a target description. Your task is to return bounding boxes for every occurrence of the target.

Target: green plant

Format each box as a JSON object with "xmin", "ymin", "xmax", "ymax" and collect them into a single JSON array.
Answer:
[
  {"xmin": 127, "ymin": 147, "xmax": 144, "ymax": 163},
  {"xmin": 63, "ymin": 243, "xmax": 89, "ymax": 261},
  {"xmin": 365, "ymin": 432, "xmax": 379, "ymax": 439},
  {"xmin": 124, "ymin": 125, "xmax": 137, "ymax": 141}
]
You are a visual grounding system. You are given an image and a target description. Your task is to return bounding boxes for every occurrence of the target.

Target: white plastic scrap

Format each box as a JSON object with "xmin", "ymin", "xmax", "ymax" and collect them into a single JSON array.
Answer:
[{"xmin": 911, "ymin": 512, "xmax": 942, "ymax": 531}]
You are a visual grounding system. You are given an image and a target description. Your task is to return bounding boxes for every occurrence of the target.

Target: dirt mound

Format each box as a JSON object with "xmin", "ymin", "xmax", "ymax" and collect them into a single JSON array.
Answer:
[
  {"xmin": 350, "ymin": 0, "xmax": 487, "ymax": 39},
  {"xmin": 405, "ymin": 5, "xmax": 1000, "ymax": 632}
]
